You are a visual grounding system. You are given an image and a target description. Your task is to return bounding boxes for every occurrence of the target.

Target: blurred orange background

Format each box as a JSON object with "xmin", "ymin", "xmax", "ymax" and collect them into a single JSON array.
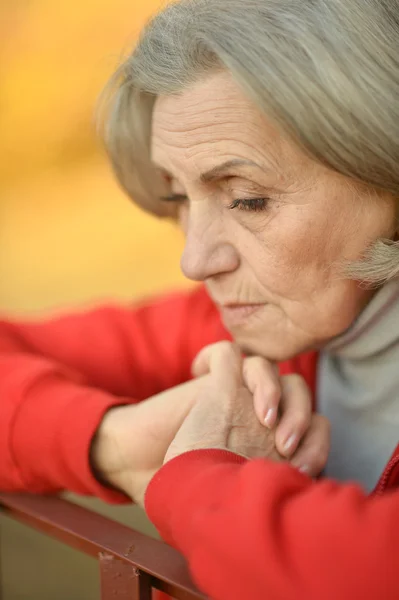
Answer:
[
  {"xmin": 0, "ymin": 0, "xmax": 189, "ymax": 316},
  {"xmin": 0, "ymin": 3, "xmax": 190, "ymax": 598}
]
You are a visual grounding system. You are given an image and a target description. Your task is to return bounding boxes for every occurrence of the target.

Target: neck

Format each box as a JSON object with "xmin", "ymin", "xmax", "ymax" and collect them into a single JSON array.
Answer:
[
  {"xmin": 318, "ymin": 278, "xmax": 399, "ymax": 491},
  {"xmin": 325, "ymin": 280, "xmax": 399, "ymax": 360}
]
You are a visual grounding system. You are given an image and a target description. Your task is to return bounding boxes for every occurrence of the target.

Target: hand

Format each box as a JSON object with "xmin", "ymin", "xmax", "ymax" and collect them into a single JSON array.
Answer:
[
  {"xmin": 164, "ymin": 343, "xmax": 282, "ymax": 465},
  {"xmin": 192, "ymin": 342, "xmax": 330, "ymax": 476},
  {"xmin": 91, "ymin": 376, "xmax": 210, "ymax": 505},
  {"xmin": 92, "ymin": 342, "xmax": 329, "ymax": 505},
  {"xmin": 165, "ymin": 342, "xmax": 330, "ymax": 475}
]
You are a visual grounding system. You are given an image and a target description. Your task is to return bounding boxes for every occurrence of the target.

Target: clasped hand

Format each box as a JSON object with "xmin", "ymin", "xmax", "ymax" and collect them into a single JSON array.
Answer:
[{"xmin": 92, "ymin": 342, "xmax": 329, "ymax": 505}]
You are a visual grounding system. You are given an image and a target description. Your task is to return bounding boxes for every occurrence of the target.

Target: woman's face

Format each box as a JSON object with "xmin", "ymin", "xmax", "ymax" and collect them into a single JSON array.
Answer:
[{"xmin": 151, "ymin": 71, "xmax": 397, "ymax": 360}]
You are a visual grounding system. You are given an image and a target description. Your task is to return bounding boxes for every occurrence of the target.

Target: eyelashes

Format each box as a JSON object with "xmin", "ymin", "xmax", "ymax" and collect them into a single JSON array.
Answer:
[
  {"xmin": 159, "ymin": 194, "xmax": 269, "ymax": 213},
  {"xmin": 227, "ymin": 197, "xmax": 269, "ymax": 212}
]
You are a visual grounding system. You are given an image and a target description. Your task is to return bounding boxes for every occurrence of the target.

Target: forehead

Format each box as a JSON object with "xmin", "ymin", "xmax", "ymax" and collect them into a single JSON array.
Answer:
[{"xmin": 151, "ymin": 71, "xmax": 286, "ymax": 176}]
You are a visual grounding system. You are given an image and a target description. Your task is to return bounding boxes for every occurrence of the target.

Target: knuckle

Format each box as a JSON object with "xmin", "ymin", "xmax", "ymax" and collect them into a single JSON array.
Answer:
[
  {"xmin": 218, "ymin": 340, "xmax": 239, "ymax": 357},
  {"xmin": 210, "ymin": 341, "xmax": 231, "ymax": 353},
  {"xmin": 283, "ymin": 407, "xmax": 311, "ymax": 428},
  {"xmin": 206, "ymin": 341, "xmax": 240, "ymax": 364},
  {"xmin": 244, "ymin": 357, "xmax": 273, "ymax": 378},
  {"xmin": 281, "ymin": 374, "xmax": 312, "ymax": 411},
  {"xmin": 310, "ymin": 457, "xmax": 326, "ymax": 475},
  {"xmin": 243, "ymin": 356, "xmax": 279, "ymax": 389},
  {"xmin": 284, "ymin": 373, "xmax": 308, "ymax": 392},
  {"xmin": 314, "ymin": 414, "xmax": 331, "ymax": 438},
  {"xmin": 245, "ymin": 356, "xmax": 267, "ymax": 370},
  {"xmin": 308, "ymin": 441, "xmax": 330, "ymax": 470},
  {"xmin": 304, "ymin": 446, "xmax": 327, "ymax": 473},
  {"xmin": 291, "ymin": 411, "xmax": 310, "ymax": 432}
]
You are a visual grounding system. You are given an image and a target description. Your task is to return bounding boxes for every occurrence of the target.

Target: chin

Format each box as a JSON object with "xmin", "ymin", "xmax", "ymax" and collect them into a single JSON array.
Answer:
[
  {"xmin": 222, "ymin": 303, "xmax": 352, "ymax": 360},
  {"xmin": 229, "ymin": 329, "xmax": 306, "ymax": 362}
]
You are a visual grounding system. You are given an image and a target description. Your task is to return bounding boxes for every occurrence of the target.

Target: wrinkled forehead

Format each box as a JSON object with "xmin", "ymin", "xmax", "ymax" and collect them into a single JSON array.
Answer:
[{"xmin": 150, "ymin": 72, "xmax": 291, "ymax": 179}]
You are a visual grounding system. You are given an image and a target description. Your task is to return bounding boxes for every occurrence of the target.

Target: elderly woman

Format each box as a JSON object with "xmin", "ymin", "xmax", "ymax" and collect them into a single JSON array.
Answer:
[
  {"xmin": 1, "ymin": 0, "xmax": 399, "ymax": 598},
  {"xmin": 101, "ymin": 0, "xmax": 399, "ymax": 598}
]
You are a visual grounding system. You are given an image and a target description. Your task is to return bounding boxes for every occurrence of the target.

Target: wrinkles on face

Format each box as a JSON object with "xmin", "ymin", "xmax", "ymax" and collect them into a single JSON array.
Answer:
[
  {"xmin": 151, "ymin": 71, "xmax": 397, "ymax": 360},
  {"xmin": 152, "ymin": 78, "xmax": 288, "ymax": 190}
]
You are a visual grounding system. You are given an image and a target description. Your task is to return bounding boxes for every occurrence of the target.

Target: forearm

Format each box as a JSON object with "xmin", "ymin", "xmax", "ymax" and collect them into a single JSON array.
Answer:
[
  {"xmin": 0, "ymin": 353, "xmax": 127, "ymax": 501},
  {"xmin": 146, "ymin": 451, "xmax": 399, "ymax": 600},
  {"xmin": 0, "ymin": 286, "xmax": 227, "ymax": 398},
  {"xmin": 91, "ymin": 377, "xmax": 208, "ymax": 503}
]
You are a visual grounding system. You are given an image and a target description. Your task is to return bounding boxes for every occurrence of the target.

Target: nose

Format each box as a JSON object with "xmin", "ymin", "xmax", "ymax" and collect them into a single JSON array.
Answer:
[{"xmin": 180, "ymin": 203, "xmax": 240, "ymax": 282}]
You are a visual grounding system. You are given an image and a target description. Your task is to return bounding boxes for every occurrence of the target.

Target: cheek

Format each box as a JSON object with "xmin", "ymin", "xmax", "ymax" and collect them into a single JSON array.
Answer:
[
  {"xmin": 242, "ymin": 211, "xmax": 334, "ymax": 297},
  {"xmin": 247, "ymin": 195, "xmax": 388, "ymax": 297},
  {"xmin": 250, "ymin": 220, "xmax": 374, "ymax": 338}
]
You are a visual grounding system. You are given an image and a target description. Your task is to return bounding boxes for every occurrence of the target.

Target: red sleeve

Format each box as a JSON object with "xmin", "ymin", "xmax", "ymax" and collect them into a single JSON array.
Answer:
[
  {"xmin": 0, "ymin": 352, "xmax": 128, "ymax": 501},
  {"xmin": 145, "ymin": 450, "xmax": 399, "ymax": 600},
  {"xmin": 0, "ymin": 286, "xmax": 228, "ymax": 399},
  {"xmin": 0, "ymin": 286, "xmax": 228, "ymax": 497}
]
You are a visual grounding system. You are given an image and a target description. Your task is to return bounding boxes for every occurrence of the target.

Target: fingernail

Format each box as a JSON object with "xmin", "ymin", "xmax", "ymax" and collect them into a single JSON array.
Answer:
[
  {"xmin": 283, "ymin": 433, "xmax": 298, "ymax": 455},
  {"xmin": 298, "ymin": 464, "xmax": 310, "ymax": 475},
  {"xmin": 264, "ymin": 407, "xmax": 277, "ymax": 428}
]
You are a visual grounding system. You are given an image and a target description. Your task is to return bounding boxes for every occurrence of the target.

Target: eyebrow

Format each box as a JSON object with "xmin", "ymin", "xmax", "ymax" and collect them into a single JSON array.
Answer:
[{"xmin": 199, "ymin": 159, "xmax": 263, "ymax": 182}]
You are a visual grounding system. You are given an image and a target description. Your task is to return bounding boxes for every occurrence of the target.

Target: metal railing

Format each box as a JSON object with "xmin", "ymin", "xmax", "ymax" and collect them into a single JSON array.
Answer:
[{"xmin": 0, "ymin": 493, "xmax": 205, "ymax": 600}]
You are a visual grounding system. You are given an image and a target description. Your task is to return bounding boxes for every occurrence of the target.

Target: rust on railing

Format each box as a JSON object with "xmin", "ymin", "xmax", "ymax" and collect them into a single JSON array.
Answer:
[
  {"xmin": 99, "ymin": 553, "xmax": 152, "ymax": 600},
  {"xmin": 0, "ymin": 493, "xmax": 205, "ymax": 600}
]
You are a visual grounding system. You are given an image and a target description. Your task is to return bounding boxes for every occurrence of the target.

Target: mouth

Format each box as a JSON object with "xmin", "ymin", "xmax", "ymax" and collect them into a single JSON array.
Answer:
[{"xmin": 218, "ymin": 303, "xmax": 264, "ymax": 326}]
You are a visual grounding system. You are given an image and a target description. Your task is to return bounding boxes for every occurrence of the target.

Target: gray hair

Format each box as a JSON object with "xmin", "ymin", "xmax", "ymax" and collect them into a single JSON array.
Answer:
[{"xmin": 100, "ymin": 0, "xmax": 399, "ymax": 285}]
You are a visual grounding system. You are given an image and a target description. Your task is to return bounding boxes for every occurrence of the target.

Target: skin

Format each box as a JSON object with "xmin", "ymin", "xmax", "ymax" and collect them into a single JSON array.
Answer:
[
  {"xmin": 93, "ymin": 344, "xmax": 329, "ymax": 506},
  {"xmin": 92, "ymin": 73, "xmax": 376, "ymax": 502},
  {"xmin": 164, "ymin": 343, "xmax": 328, "ymax": 473},
  {"xmin": 92, "ymin": 71, "xmax": 395, "ymax": 504},
  {"xmin": 151, "ymin": 71, "xmax": 397, "ymax": 361}
]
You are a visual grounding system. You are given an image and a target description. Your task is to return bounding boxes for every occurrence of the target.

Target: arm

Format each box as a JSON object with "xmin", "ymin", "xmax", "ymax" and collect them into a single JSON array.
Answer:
[
  {"xmin": 0, "ymin": 286, "xmax": 229, "ymax": 398},
  {"xmin": 0, "ymin": 351, "xmax": 127, "ymax": 500},
  {"xmin": 144, "ymin": 343, "xmax": 392, "ymax": 600},
  {"xmin": 146, "ymin": 452, "xmax": 398, "ymax": 600},
  {"xmin": 94, "ymin": 345, "xmax": 330, "ymax": 505},
  {"xmin": 0, "ymin": 349, "xmax": 207, "ymax": 498},
  {"xmin": 0, "ymin": 286, "xmax": 226, "ymax": 495},
  {"xmin": 0, "ymin": 339, "xmax": 324, "ymax": 499}
]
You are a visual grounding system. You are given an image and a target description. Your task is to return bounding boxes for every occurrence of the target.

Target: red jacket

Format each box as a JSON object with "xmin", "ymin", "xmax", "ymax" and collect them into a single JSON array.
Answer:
[{"xmin": 1, "ymin": 286, "xmax": 399, "ymax": 600}]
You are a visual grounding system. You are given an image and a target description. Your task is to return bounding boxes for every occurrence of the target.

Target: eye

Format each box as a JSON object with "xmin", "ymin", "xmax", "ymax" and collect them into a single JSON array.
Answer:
[{"xmin": 228, "ymin": 197, "xmax": 269, "ymax": 212}]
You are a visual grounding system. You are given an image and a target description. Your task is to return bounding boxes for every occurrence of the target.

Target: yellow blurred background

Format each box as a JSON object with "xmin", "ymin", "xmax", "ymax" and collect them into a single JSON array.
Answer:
[
  {"xmin": 0, "ymin": 2, "xmax": 190, "ymax": 598},
  {"xmin": 0, "ymin": 0, "xmax": 189, "ymax": 317}
]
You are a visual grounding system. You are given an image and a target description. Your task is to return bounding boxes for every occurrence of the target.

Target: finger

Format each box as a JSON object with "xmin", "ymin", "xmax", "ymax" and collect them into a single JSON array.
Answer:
[
  {"xmin": 242, "ymin": 357, "xmax": 281, "ymax": 428},
  {"xmin": 290, "ymin": 414, "xmax": 330, "ymax": 477},
  {"xmin": 191, "ymin": 341, "xmax": 243, "ymax": 398},
  {"xmin": 275, "ymin": 374, "xmax": 312, "ymax": 457},
  {"xmin": 191, "ymin": 345, "xmax": 212, "ymax": 377},
  {"xmin": 191, "ymin": 341, "xmax": 241, "ymax": 379},
  {"xmin": 166, "ymin": 345, "xmax": 245, "ymax": 463}
]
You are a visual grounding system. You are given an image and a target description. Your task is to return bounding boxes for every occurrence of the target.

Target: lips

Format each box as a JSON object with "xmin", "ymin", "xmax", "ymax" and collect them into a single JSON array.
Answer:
[{"xmin": 218, "ymin": 303, "xmax": 264, "ymax": 326}]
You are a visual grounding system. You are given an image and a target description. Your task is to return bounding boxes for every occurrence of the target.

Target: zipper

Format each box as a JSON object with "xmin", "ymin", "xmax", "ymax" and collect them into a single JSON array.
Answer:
[{"xmin": 373, "ymin": 452, "xmax": 399, "ymax": 496}]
